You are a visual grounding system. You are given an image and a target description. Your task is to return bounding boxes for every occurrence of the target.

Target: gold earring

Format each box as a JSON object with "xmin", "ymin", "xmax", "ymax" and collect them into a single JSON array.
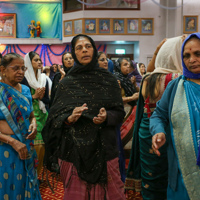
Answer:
[{"xmin": 3, "ymin": 74, "xmax": 5, "ymax": 77}]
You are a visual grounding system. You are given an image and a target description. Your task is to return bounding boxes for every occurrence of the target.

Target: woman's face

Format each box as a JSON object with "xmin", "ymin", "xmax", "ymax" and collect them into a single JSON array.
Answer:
[
  {"xmin": 63, "ymin": 53, "xmax": 74, "ymax": 68},
  {"xmin": 2, "ymin": 58, "xmax": 26, "ymax": 85},
  {"xmin": 52, "ymin": 64, "xmax": 58, "ymax": 72},
  {"xmin": 98, "ymin": 53, "xmax": 108, "ymax": 70},
  {"xmin": 74, "ymin": 37, "xmax": 94, "ymax": 66},
  {"xmin": 31, "ymin": 54, "xmax": 42, "ymax": 70},
  {"xmin": 183, "ymin": 37, "xmax": 200, "ymax": 74},
  {"xmin": 139, "ymin": 64, "xmax": 146, "ymax": 74},
  {"xmin": 120, "ymin": 59, "xmax": 130, "ymax": 75}
]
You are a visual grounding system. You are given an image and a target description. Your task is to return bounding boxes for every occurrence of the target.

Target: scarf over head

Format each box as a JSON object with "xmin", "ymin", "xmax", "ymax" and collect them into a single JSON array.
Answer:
[
  {"xmin": 182, "ymin": 32, "xmax": 200, "ymax": 79},
  {"xmin": 153, "ymin": 36, "xmax": 183, "ymax": 74},
  {"xmin": 114, "ymin": 59, "xmax": 137, "ymax": 106},
  {"xmin": 42, "ymin": 34, "xmax": 124, "ymax": 184},
  {"xmin": 24, "ymin": 52, "xmax": 47, "ymax": 113}
]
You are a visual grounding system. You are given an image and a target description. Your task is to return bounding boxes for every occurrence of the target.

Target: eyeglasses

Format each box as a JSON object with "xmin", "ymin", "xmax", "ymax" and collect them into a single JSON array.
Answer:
[
  {"xmin": 9, "ymin": 66, "xmax": 27, "ymax": 72},
  {"xmin": 99, "ymin": 58, "xmax": 108, "ymax": 62}
]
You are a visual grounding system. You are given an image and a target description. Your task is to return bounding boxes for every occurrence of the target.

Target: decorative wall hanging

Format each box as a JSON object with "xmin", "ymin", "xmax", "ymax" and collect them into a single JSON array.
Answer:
[
  {"xmin": 63, "ymin": 20, "xmax": 73, "ymax": 36},
  {"xmin": 84, "ymin": 0, "xmax": 140, "ymax": 10},
  {"xmin": 0, "ymin": 13, "xmax": 16, "ymax": 38},
  {"xmin": 127, "ymin": 18, "xmax": 140, "ymax": 34},
  {"xmin": 183, "ymin": 16, "xmax": 198, "ymax": 34},
  {"xmin": 112, "ymin": 19, "xmax": 125, "ymax": 34},
  {"xmin": 74, "ymin": 19, "xmax": 83, "ymax": 35},
  {"xmin": 98, "ymin": 19, "xmax": 111, "ymax": 34},
  {"xmin": 140, "ymin": 18, "xmax": 154, "ymax": 35},
  {"xmin": 84, "ymin": 19, "xmax": 97, "ymax": 34}
]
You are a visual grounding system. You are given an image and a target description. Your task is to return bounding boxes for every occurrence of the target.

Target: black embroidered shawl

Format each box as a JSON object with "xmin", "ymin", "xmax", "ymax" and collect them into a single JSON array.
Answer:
[
  {"xmin": 114, "ymin": 62, "xmax": 137, "ymax": 106},
  {"xmin": 42, "ymin": 34, "xmax": 124, "ymax": 184}
]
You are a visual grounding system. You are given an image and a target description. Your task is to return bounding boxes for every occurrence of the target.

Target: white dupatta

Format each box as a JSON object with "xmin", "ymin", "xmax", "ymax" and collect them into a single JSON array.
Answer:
[{"xmin": 24, "ymin": 53, "xmax": 47, "ymax": 113}]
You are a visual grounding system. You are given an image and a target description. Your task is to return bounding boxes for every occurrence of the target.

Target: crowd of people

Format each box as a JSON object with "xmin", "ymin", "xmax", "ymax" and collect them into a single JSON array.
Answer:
[{"xmin": 0, "ymin": 32, "xmax": 200, "ymax": 200}]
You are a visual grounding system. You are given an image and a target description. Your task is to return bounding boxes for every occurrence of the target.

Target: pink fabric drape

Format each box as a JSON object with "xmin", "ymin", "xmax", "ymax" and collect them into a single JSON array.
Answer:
[{"xmin": 59, "ymin": 158, "xmax": 126, "ymax": 200}]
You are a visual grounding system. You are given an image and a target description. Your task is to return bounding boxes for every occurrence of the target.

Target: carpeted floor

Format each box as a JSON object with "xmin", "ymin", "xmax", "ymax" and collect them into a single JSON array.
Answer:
[
  {"xmin": 39, "ymin": 168, "xmax": 143, "ymax": 200},
  {"xmin": 39, "ymin": 169, "xmax": 64, "ymax": 200}
]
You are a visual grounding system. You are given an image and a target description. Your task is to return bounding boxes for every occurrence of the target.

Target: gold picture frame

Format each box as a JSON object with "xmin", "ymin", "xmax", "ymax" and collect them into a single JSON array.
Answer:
[
  {"xmin": 140, "ymin": 18, "xmax": 154, "ymax": 35},
  {"xmin": 0, "ymin": 13, "xmax": 16, "ymax": 38},
  {"xmin": 183, "ymin": 15, "xmax": 198, "ymax": 34}
]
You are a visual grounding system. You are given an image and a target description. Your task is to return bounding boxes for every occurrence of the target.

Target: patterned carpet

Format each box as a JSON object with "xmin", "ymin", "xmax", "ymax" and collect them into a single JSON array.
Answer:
[
  {"xmin": 39, "ymin": 169, "xmax": 143, "ymax": 200},
  {"xmin": 39, "ymin": 169, "xmax": 64, "ymax": 200}
]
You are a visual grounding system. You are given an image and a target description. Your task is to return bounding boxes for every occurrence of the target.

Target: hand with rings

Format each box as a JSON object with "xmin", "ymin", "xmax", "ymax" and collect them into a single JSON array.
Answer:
[
  {"xmin": 152, "ymin": 132, "xmax": 166, "ymax": 156},
  {"xmin": 93, "ymin": 107, "xmax": 107, "ymax": 125}
]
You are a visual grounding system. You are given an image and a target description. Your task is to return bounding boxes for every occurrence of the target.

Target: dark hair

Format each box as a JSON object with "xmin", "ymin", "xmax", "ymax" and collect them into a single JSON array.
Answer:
[
  {"xmin": 1, "ymin": 53, "xmax": 23, "ymax": 68},
  {"xmin": 52, "ymin": 63, "xmax": 58, "ymax": 67},
  {"xmin": 62, "ymin": 52, "xmax": 72, "ymax": 67},
  {"xmin": 144, "ymin": 73, "xmax": 163, "ymax": 100},
  {"xmin": 139, "ymin": 63, "xmax": 145, "ymax": 68},
  {"xmin": 114, "ymin": 57, "xmax": 129, "ymax": 73},
  {"xmin": 71, "ymin": 34, "xmax": 98, "ymax": 66},
  {"xmin": 0, "ymin": 53, "xmax": 2, "ymax": 59},
  {"xmin": 97, "ymin": 51, "xmax": 106, "ymax": 59},
  {"xmin": 29, "ymin": 51, "xmax": 39, "ymax": 61}
]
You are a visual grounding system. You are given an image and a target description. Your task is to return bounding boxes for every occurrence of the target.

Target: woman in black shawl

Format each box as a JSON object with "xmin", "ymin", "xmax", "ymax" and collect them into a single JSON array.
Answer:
[
  {"xmin": 114, "ymin": 58, "xmax": 139, "ymax": 107},
  {"xmin": 50, "ymin": 52, "xmax": 74, "ymax": 106},
  {"xmin": 42, "ymin": 34, "xmax": 126, "ymax": 200}
]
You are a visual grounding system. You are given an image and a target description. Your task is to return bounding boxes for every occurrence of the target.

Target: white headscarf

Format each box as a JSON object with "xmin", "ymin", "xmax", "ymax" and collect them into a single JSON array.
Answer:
[
  {"xmin": 153, "ymin": 36, "xmax": 183, "ymax": 74},
  {"xmin": 24, "ymin": 52, "xmax": 47, "ymax": 113}
]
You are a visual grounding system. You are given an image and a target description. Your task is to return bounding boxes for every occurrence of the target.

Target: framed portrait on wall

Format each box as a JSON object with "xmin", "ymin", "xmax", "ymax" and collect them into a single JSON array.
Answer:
[
  {"xmin": 84, "ymin": 19, "xmax": 97, "ymax": 34},
  {"xmin": 183, "ymin": 16, "xmax": 198, "ymax": 33},
  {"xmin": 63, "ymin": 20, "xmax": 73, "ymax": 36},
  {"xmin": 84, "ymin": 0, "xmax": 140, "ymax": 10},
  {"xmin": 98, "ymin": 19, "xmax": 111, "ymax": 34},
  {"xmin": 74, "ymin": 19, "xmax": 83, "ymax": 35},
  {"xmin": 112, "ymin": 19, "xmax": 125, "ymax": 34},
  {"xmin": 0, "ymin": 13, "xmax": 16, "ymax": 38},
  {"xmin": 127, "ymin": 18, "xmax": 140, "ymax": 34},
  {"xmin": 63, "ymin": 0, "xmax": 83, "ymax": 13},
  {"xmin": 140, "ymin": 18, "xmax": 154, "ymax": 35}
]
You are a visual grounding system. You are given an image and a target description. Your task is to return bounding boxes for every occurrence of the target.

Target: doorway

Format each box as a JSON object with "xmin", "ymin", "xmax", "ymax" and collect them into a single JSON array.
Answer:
[{"xmin": 107, "ymin": 54, "xmax": 134, "ymax": 62}]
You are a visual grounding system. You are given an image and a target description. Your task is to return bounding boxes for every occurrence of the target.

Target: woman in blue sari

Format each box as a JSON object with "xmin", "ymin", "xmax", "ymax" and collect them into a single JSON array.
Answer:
[
  {"xmin": 151, "ymin": 33, "xmax": 200, "ymax": 200},
  {"xmin": 0, "ymin": 53, "xmax": 42, "ymax": 199}
]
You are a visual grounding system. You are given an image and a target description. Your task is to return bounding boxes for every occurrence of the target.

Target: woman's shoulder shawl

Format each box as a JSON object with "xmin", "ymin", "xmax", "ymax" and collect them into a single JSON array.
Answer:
[{"xmin": 126, "ymin": 74, "xmax": 148, "ymax": 180}]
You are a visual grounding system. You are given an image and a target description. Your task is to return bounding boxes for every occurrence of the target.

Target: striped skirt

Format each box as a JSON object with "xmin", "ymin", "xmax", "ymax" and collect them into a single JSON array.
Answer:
[{"xmin": 59, "ymin": 157, "xmax": 126, "ymax": 200}]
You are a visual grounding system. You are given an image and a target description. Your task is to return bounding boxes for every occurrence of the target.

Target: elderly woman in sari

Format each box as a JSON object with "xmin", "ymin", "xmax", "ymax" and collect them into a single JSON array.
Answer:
[
  {"xmin": 151, "ymin": 33, "xmax": 200, "ymax": 200},
  {"xmin": 42, "ymin": 34, "xmax": 126, "ymax": 200},
  {"xmin": 0, "ymin": 53, "xmax": 41, "ymax": 199},
  {"xmin": 21, "ymin": 51, "xmax": 49, "ymax": 176},
  {"xmin": 125, "ymin": 35, "xmax": 185, "ymax": 200}
]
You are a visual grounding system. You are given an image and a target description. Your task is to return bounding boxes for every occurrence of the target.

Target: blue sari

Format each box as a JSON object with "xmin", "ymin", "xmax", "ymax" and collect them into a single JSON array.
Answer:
[{"xmin": 0, "ymin": 82, "xmax": 42, "ymax": 200}]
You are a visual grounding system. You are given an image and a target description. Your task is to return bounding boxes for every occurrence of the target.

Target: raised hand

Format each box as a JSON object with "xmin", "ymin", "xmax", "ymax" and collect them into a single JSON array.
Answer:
[{"xmin": 67, "ymin": 103, "xmax": 88, "ymax": 123}]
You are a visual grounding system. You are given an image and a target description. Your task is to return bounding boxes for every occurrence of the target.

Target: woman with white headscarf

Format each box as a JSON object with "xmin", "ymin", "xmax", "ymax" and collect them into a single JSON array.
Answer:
[
  {"xmin": 125, "ymin": 35, "xmax": 186, "ymax": 200},
  {"xmin": 21, "ymin": 51, "xmax": 49, "ymax": 175}
]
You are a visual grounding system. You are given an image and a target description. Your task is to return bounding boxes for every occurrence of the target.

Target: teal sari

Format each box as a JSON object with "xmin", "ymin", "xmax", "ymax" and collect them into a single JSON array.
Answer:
[
  {"xmin": 170, "ymin": 78, "xmax": 200, "ymax": 200},
  {"xmin": 0, "ymin": 82, "xmax": 41, "ymax": 200},
  {"xmin": 125, "ymin": 75, "xmax": 168, "ymax": 200}
]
